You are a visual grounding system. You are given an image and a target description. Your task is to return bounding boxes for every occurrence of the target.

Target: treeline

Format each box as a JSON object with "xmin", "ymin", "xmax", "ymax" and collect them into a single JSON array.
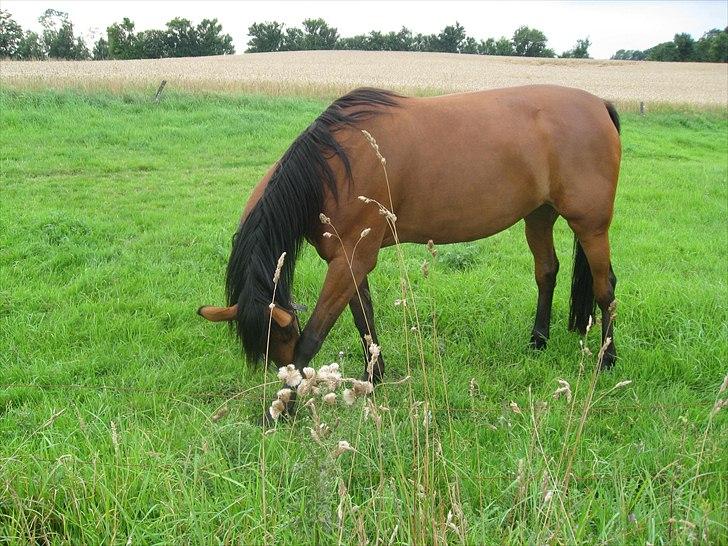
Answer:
[
  {"xmin": 247, "ymin": 20, "xmax": 591, "ymax": 58},
  {"xmin": 612, "ymin": 28, "xmax": 727, "ymax": 62},
  {"xmin": 1, "ymin": 8, "xmax": 726, "ymax": 62},
  {"xmin": 0, "ymin": 9, "xmax": 234, "ymax": 60}
]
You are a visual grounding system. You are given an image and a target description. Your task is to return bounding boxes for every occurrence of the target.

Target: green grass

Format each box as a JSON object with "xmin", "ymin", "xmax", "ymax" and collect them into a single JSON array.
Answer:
[{"xmin": 1, "ymin": 89, "xmax": 726, "ymax": 544}]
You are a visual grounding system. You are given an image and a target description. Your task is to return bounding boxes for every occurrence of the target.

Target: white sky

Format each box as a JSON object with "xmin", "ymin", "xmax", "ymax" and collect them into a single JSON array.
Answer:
[{"xmin": 4, "ymin": 1, "xmax": 727, "ymax": 59}]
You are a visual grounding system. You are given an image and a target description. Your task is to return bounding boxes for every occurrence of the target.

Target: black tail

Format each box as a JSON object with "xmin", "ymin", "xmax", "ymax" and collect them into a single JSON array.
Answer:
[
  {"xmin": 605, "ymin": 101, "xmax": 620, "ymax": 134},
  {"xmin": 568, "ymin": 236, "xmax": 595, "ymax": 334}
]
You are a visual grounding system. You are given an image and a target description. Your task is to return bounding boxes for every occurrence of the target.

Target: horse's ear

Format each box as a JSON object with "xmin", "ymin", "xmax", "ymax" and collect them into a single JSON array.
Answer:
[
  {"xmin": 270, "ymin": 305, "xmax": 294, "ymax": 328},
  {"xmin": 198, "ymin": 304, "xmax": 238, "ymax": 322}
]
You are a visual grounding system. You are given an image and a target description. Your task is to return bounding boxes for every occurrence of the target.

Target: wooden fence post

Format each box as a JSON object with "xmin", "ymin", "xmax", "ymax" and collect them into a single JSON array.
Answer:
[{"xmin": 154, "ymin": 80, "xmax": 167, "ymax": 103}]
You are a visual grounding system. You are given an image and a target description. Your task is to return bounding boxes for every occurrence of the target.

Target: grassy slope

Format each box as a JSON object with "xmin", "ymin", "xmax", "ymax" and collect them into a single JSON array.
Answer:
[{"xmin": 0, "ymin": 90, "xmax": 726, "ymax": 544}]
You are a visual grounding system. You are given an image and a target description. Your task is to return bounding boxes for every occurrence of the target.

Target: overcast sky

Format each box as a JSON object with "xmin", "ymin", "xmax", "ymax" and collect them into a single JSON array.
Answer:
[{"xmin": 4, "ymin": 1, "xmax": 727, "ymax": 59}]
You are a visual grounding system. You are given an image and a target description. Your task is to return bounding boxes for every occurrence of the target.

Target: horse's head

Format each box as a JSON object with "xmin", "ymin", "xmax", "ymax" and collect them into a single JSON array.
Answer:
[
  {"xmin": 197, "ymin": 302, "xmax": 301, "ymax": 367},
  {"xmin": 266, "ymin": 304, "xmax": 301, "ymax": 367}
]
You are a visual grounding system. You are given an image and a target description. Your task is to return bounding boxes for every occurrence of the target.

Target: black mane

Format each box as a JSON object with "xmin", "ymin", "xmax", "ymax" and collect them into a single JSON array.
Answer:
[{"xmin": 225, "ymin": 88, "xmax": 402, "ymax": 363}]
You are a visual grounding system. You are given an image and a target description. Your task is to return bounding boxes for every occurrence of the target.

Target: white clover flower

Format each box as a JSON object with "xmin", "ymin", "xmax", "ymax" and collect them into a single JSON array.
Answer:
[
  {"xmin": 303, "ymin": 367, "xmax": 316, "ymax": 380},
  {"xmin": 278, "ymin": 364, "xmax": 302, "ymax": 387},
  {"xmin": 360, "ymin": 228, "xmax": 371, "ymax": 239},
  {"xmin": 319, "ymin": 213, "xmax": 330, "ymax": 224},
  {"xmin": 323, "ymin": 392, "xmax": 337, "ymax": 405}
]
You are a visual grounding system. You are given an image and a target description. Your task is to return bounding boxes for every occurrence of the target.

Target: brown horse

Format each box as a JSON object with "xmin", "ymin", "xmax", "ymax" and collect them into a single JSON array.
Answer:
[{"xmin": 199, "ymin": 85, "xmax": 621, "ymax": 393}]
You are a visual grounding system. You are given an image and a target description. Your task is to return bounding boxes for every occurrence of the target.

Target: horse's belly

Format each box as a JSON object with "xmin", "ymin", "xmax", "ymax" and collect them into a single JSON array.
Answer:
[{"xmin": 393, "ymin": 173, "xmax": 542, "ymax": 245}]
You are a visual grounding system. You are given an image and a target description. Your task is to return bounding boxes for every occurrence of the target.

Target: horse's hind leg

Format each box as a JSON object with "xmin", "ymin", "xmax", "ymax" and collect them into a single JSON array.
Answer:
[
  {"xmin": 348, "ymin": 276, "xmax": 385, "ymax": 383},
  {"xmin": 570, "ymin": 227, "xmax": 617, "ymax": 369},
  {"xmin": 524, "ymin": 205, "xmax": 560, "ymax": 349}
]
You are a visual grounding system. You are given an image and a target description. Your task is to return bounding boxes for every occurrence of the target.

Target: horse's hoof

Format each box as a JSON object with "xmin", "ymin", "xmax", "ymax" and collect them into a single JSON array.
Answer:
[
  {"xmin": 529, "ymin": 333, "xmax": 548, "ymax": 351},
  {"xmin": 599, "ymin": 350, "xmax": 617, "ymax": 370}
]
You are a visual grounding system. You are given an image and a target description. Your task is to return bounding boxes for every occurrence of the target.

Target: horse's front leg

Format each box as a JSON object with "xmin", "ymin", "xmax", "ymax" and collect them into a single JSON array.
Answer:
[
  {"xmin": 348, "ymin": 276, "xmax": 385, "ymax": 383},
  {"xmin": 293, "ymin": 254, "xmax": 377, "ymax": 374}
]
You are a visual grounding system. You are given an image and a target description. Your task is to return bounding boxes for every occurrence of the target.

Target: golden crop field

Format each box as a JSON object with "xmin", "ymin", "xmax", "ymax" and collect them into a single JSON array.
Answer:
[{"xmin": 2, "ymin": 50, "xmax": 726, "ymax": 106}]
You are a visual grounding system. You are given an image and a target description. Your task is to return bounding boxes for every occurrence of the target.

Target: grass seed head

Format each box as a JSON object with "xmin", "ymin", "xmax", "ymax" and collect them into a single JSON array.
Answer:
[
  {"xmin": 272, "ymin": 252, "xmax": 286, "ymax": 283},
  {"xmin": 334, "ymin": 440, "xmax": 354, "ymax": 457},
  {"xmin": 553, "ymin": 379, "xmax": 573, "ymax": 402}
]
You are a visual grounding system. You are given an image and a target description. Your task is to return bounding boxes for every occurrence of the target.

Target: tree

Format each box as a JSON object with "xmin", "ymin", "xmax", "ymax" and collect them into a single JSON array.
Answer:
[
  {"xmin": 461, "ymin": 36, "xmax": 478, "ymax": 54},
  {"xmin": 92, "ymin": 36, "xmax": 109, "ymax": 60},
  {"xmin": 196, "ymin": 18, "xmax": 234, "ymax": 55},
  {"xmin": 165, "ymin": 17, "xmax": 198, "ymax": 57},
  {"xmin": 494, "ymin": 36, "xmax": 515, "ymax": 56},
  {"xmin": 672, "ymin": 32, "xmax": 694, "ymax": 61},
  {"xmin": 281, "ymin": 27, "xmax": 304, "ymax": 51},
  {"xmin": 139, "ymin": 29, "xmax": 168, "ymax": 58},
  {"xmin": 645, "ymin": 41, "xmax": 678, "ymax": 61},
  {"xmin": 611, "ymin": 49, "xmax": 646, "ymax": 61},
  {"xmin": 512, "ymin": 26, "xmax": 554, "ymax": 57},
  {"xmin": 695, "ymin": 28, "xmax": 727, "ymax": 62},
  {"xmin": 301, "ymin": 18, "xmax": 338, "ymax": 50},
  {"xmin": 336, "ymin": 34, "xmax": 367, "ymax": 50},
  {"xmin": 247, "ymin": 21, "xmax": 284, "ymax": 52},
  {"xmin": 39, "ymin": 9, "xmax": 88, "ymax": 59},
  {"xmin": 0, "ymin": 9, "xmax": 23, "ymax": 58},
  {"xmin": 561, "ymin": 37, "xmax": 591, "ymax": 58},
  {"xmin": 107, "ymin": 18, "xmax": 139, "ymax": 59},
  {"xmin": 16, "ymin": 30, "xmax": 46, "ymax": 59},
  {"xmin": 435, "ymin": 22, "xmax": 467, "ymax": 53}
]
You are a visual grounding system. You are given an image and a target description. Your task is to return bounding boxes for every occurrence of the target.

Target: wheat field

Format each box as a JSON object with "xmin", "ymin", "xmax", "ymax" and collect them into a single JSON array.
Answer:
[{"xmin": 2, "ymin": 50, "xmax": 726, "ymax": 106}]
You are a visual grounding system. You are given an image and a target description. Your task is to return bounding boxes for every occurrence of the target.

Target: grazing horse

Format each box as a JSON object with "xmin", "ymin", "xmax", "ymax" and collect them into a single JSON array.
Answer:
[{"xmin": 198, "ymin": 85, "xmax": 621, "ymax": 392}]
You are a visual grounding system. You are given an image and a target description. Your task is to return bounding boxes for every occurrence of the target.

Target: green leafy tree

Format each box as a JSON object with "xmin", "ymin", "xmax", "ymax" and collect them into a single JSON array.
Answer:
[
  {"xmin": 246, "ymin": 21, "xmax": 284, "ymax": 52},
  {"xmin": 611, "ymin": 49, "xmax": 646, "ymax": 60},
  {"xmin": 107, "ymin": 18, "xmax": 139, "ymax": 59},
  {"xmin": 165, "ymin": 18, "xmax": 198, "ymax": 57},
  {"xmin": 196, "ymin": 18, "xmax": 234, "ymax": 55},
  {"xmin": 385, "ymin": 27, "xmax": 414, "ymax": 51},
  {"xmin": 336, "ymin": 34, "xmax": 367, "ymax": 50},
  {"xmin": 39, "ymin": 9, "xmax": 88, "ymax": 59},
  {"xmin": 435, "ymin": 22, "xmax": 467, "ymax": 53},
  {"xmin": 672, "ymin": 32, "xmax": 695, "ymax": 61},
  {"xmin": 0, "ymin": 9, "xmax": 24, "ymax": 58},
  {"xmin": 512, "ymin": 26, "xmax": 554, "ymax": 57},
  {"xmin": 461, "ymin": 36, "xmax": 478, "ymax": 54},
  {"xmin": 138, "ymin": 29, "xmax": 167, "ymax": 58},
  {"xmin": 645, "ymin": 41, "xmax": 678, "ymax": 61},
  {"xmin": 561, "ymin": 37, "xmax": 591, "ymax": 58},
  {"xmin": 281, "ymin": 27, "xmax": 304, "ymax": 51},
  {"xmin": 301, "ymin": 18, "xmax": 338, "ymax": 50},
  {"xmin": 92, "ymin": 36, "xmax": 109, "ymax": 60},
  {"xmin": 16, "ymin": 30, "xmax": 46, "ymax": 59},
  {"xmin": 494, "ymin": 36, "xmax": 515, "ymax": 55}
]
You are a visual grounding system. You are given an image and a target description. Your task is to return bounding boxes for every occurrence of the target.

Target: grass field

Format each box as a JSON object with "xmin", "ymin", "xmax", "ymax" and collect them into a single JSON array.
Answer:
[{"xmin": 1, "ymin": 89, "xmax": 726, "ymax": 544}]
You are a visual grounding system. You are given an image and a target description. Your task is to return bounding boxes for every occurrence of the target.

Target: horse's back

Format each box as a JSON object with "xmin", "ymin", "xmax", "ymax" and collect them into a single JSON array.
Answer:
[{"xmin": 356, "ymin": 85, "xmax": 620, "ymax": 244}]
